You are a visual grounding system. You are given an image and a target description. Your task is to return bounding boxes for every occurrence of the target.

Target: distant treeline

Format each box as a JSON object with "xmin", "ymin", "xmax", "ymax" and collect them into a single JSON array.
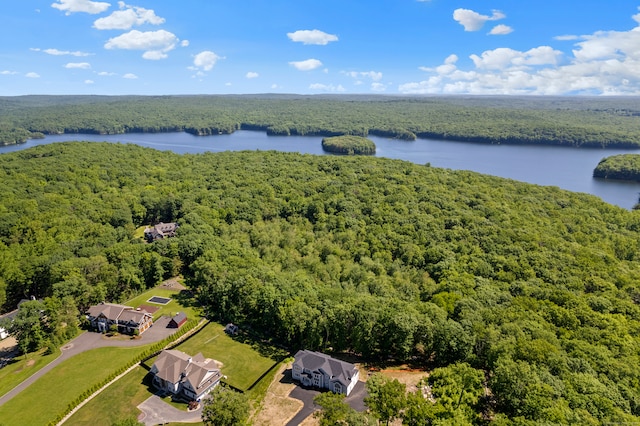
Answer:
[
  {"xmin": 2, "ymin": 94, "xmax": 640, "ymax": 147},
  {"xmin": 594, "ymin": 154, "xmax": 640, "ymax": 181}
]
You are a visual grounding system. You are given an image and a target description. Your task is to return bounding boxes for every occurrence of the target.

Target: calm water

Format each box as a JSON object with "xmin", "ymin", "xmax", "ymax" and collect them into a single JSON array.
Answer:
[{"xmin": 3, "ymin": 130, "xmax": 640, "ymax": 209}]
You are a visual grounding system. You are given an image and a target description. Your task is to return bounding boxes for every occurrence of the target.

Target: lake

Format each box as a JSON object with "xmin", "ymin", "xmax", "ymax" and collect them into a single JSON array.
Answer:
[{"xmin": 3, "ymin": 130, "xmax": 640, "ymax": 209}]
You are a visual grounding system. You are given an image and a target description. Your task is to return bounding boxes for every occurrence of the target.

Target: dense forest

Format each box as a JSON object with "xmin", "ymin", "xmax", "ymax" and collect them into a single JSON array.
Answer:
[
  {"xmin": 321, "ymin": 135, "xmax": 376, "ymax": 155},
  {"xmin": 2, "ymin": 142, "xmax": 640, "ymax": 423},
  {"xmin": 2, "ymin": 95, "xmax": 640, "ymax": 147},
  {"xmin": 594, "ymin": 154, "xmax": 640, "ymax": 181}
]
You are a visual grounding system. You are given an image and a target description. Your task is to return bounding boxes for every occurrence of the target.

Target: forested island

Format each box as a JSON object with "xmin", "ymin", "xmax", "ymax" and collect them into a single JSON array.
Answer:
[
  {"xmin": 594, "ymin": 154, "xmax": 640, "ymax": 181},
  {"xmin": 321, "ymin": 135, "xmax": 376, "ymax": 155},
  {"xmin": 2, "ymin": 94, "xmax": 640, "ymax": 147},
  {"xmin": 2, "ymin": 142, "xmax": 640, "ymax": 424}
]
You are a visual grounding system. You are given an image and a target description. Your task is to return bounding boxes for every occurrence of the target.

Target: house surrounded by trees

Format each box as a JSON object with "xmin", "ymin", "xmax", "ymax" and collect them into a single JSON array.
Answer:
[
  {"xmin": 292, "ymin": 350, "xmax": 360, "ymax": 396},
  {"xmin": 144, "ymin": 222, "xmax": 179, "ymax": 242},
  {"xmin": 86, "ymin": 303, "xmax": 153, "ymax": 335}
]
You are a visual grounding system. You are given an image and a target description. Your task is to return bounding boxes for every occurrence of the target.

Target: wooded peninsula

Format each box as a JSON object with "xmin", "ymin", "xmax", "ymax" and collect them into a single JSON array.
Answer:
[
  {"xmin": 2, "ymin": 141, "xmax": 640, "ymax": 424},
  {"xmin": 2, "ymin": 94, "xmax": 640, "ymax": 147}
]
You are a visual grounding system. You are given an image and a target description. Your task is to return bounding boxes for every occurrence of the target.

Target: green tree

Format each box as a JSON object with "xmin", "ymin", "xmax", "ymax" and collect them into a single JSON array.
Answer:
[
  {"xmin": 201, "ymin": 386, "xmax": 250, "ymax": 426},
  {"xmin": 364, "ymin": 373, "xmax": 406, "ymax": 426},
  {"xmin": 8, "ymin": 300, "xmax": 46, "ymax": 354}
]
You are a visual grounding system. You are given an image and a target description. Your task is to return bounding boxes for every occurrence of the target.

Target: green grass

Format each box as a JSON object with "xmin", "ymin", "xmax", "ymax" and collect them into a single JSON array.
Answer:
[
  {"xmin": 133, "ymin": 225, "xmax": 147, "ymax": 239},
  {"xmin": 173, "ymin": 322, "xmax": 280, "ymax": 391},
  {"xmin": 0, "ymin": 349, "xmax": 59, "ymax": 398},
  {"xmin": 64, "ymin": 365, "xmax": 151, "ymax": 426},
  {"xmin": 0, "ymin": 346, "xmax": 149, "ymax": 426},
  {"xmin": 123, "ymin": 285, "xmax": 201, "ymax": 321}
]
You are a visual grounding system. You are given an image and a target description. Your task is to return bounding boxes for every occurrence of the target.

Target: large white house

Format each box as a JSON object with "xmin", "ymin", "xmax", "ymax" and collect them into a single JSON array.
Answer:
[
  {"xmin": 292, "ymin": 350, "xmax": 360, "ymax": 396},
  {"xmin": 150, "ymin": 349, "xmax": 222, "ymax": 401}
]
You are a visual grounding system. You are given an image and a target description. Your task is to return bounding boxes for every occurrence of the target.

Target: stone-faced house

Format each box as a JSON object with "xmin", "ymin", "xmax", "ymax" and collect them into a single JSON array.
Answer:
[
  {"xmin": 292, "ymin": 350, "xmax": 360, "ymax": 396},
  {"xmin": 144, "ymin": 222, "xmax": 179, "ymax": 242},
  {"xmin": 150, "ymin": 349, "xmax": 222, "ymax": 401},
  {"xmin": 86, "ymin": 303, "xmax": 153, "ymax": 335}
]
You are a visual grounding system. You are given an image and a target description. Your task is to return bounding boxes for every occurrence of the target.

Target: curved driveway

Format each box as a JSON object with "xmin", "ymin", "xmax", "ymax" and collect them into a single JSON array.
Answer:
[{"xmin": 0, "ymin": 316, "xmax": 175, "ymax": 407}]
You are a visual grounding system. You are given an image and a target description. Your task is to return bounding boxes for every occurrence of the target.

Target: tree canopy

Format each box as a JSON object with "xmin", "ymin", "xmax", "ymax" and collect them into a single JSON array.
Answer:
[
  {"xmin": 2, "ymin": 142, "xmax": 640, "ymax": 423},
  {"xmin": 3, "ymin": 95, "xmax": 640, "ymax": 147}
]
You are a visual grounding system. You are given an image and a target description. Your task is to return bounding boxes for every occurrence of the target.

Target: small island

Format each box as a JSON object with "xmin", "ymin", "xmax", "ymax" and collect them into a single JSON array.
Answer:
[
  {"xmin": 321, "ymin": 135, "xmax": 376, "ymax": 155},
  {"xmin": 593, "ymin": 154, "xmax": 640, "ymax": 181}
]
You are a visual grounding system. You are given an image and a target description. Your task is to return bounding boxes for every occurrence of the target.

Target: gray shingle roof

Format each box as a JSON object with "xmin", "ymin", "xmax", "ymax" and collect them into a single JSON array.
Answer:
[{"xmin": 294, "ymin": 350, "xmax": 358, "ymax": 385}]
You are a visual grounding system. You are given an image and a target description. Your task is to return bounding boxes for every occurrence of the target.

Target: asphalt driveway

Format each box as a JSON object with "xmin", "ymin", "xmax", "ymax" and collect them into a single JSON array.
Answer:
[
  {"xmin": 0, "ymin": 315, "xmax": 177, "ymax": 407},
  {"xmin": 286, "ymin": 379, "xmax": 368, "ymax": 425},
  {"xmin": 137, "ymin": 395, "xmax": 202, "ymax": 426}
]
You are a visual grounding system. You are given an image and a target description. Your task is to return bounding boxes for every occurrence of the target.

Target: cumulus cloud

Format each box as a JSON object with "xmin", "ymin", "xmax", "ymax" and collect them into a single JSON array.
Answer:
[
  {"xmin": 51, "ymin": 0, "xmax": 110, "ymax": 15},
  {"xmin": 85, "ymin": 79, "xmax": 94, "ymax": 84},
  {"xmin": 555, "ymin": 35, "xmax": 580, "ymax": 41},
  {"xmin": 26, "ymin": 72, "xmax": 40, "ymax": 78},
  {"xmin": 181, "ymin": 40, "xmax": 190, "ymax": 47},
  {"xmin": 287, "ymin": 29, "xmax": 338, "ymax": 45},
  {"xmin": 371, "ymin": 82, "xmax": 386, "ymax": 92},
  {"xmin": 343, "ymin": 70, "xmax": 383, "ymax": 81},
  {"xmin": 1, "ymin": 71, "xmax": 18, "ymax": 75},
  {"xmin": 64, "ymin": 62, "xmax": 91, "ymax": 69},
  {"xmin": 105, "ymin": 29, "xmax": 178, "ymax": 59},
  {"xmin": 123, "ymin": 73, "xmax": 137, "ymax": 79},
  {"xmin": 399, "ymin": 14, "xmax": 640, "ymax": 97},
  {"xmin": 93, "ymin": 2, "xmax": 165, "ymax": 30},
  {"xmin": 453, "ymin": 8, "xmax": 505, "ymax": 31},
  {"xmin": 32, "ymin": 48, "xmax": 92, "ymax": 56},
  {"xmin": 489, "ymin": 24, "xmax": 513, "ymax": 35},
  {"xmin": 193, "ymin": 51, "xmax": 222, "ymax": 71},
  {"xmin": 246, "ymin": 72, "xmax": 259, "ymax": 79},
  {"xmin": 309, "ymin": 83, "xmax": 345, "ymax": 92},
  {"xmin": 289, "ymin": 59, "xmax": 322, "ymax": 71}
]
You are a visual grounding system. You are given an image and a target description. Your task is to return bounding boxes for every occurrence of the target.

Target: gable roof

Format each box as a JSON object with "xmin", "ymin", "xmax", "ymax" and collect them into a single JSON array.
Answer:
[
  {"xmin": 152, "ymin": 349, "xmax": 218, "ymax": 389},
  {"xmin": 171, "ymin": 312, "xmax": 187, "ymax": 324},
  {"xmin": 118, "ymin": 309, "xmax": 151, "ymax": 324},
  {"xmin": 294, "ymin": 350, "xmax": 358, "ymax": 385},
  {"xmin": 86, "ymin": 303, "xmax": 131, "ymax": 321}
]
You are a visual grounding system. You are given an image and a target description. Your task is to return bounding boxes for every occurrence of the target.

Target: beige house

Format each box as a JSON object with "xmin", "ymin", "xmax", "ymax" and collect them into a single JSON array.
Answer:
[
  {"xmin": 144, "ymin": 222, "xmax": 179, "ymax": 241},
  {"xmin": 150, "ymin": 349, "xmax": 222, "ymax": 401},
  {"xmin": 86, "ymin": 303, "xmax": 153, "ymax": 335}
]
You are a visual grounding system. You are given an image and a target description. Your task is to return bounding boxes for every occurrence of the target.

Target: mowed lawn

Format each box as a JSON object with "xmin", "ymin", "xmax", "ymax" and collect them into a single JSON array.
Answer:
[
  {"xmin": 0, "ymin": 346, "xmax": 148, "ymax": 426},
  {"xmin": 155, "ymin": 322, "xmax": 279, "ymax": 392},
  {"xmin": 65, "ymin": 365, "xmax": 152, "ymax": 426},
  {"xmin": 124, "ymin": 284, "xmax": 201, "ymax": 321},
  {"xmin": 0, "ymin": 349, "xmax": 59, "ymax": 398}
]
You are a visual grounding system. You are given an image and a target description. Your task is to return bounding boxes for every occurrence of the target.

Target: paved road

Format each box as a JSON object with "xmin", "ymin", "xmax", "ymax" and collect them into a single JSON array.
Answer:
[
  {"xmin": 137, "ymin": 395, "xmax": 203, "ymax": 426},
  {"xmin": 0, "ymin": 316, "xmax": 175, "ymax": 407}
]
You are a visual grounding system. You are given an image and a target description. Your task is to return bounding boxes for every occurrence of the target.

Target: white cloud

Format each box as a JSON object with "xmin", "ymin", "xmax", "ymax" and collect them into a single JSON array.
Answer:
[
  {"xmin": 32, "ymin": 48, "xmax": 93, "ymax": 57},
  {"xmin": 65, "ymin": 62, "xmax": 91, "ymax": 69},
  {"xmin": 309, "ymin": 83, "xmax": 345, "ymax": 92},
  {"xmin": 193, "ymin": 51, "xmax": 222, "ymax": 71},
  {"xmin": 26, "ymin": 72, "xmax": 40, "ymax": 78},
  {"xmin": 343, "ymin": 70, "xmax": 383, "ymax": 81},
  {"xmin": 84, "ymin": 79, "xmax": 94, "ymax": 84},
  {"xmin": 51, "ymin": 0, "xmax": 110, "ymax": 15},
  {"xmin": 93, "ymin": 2, "xmax": 164, "ymax": 30},
  {"xmin": 271, "ymin": 83, "xmax": 282, "ymax": 89},
  {"xmin": 287, "ymin": 29, "xmax": 338, "ymax": 45},
  {"xmin": 489, "ymin": 24, "xmax": 513, "ymax": 35},
  {"xmin": 246, "ymin": 72, "xmax": 259, "ymax": 79},
  {"xmin": 555, "ymin": 35, "xmax": 580, "ymax": 41},
  {"xmin": 104, "ymin": 29, "xmax": 178, "ymax": 59},
  {"xmin": 181, "ymin": 40, "xmax": 190, "ymax": 47},
  {"xmin": 97, "ymin": 71, "xmax": 116, "ymax": 76},
  {"xmin": 453, "ymin": 8, "xmax": 505, "ymax": 31},
  {"xmin": 123, "ymin": 73, "xmax": 137, "ymax": 79},
  {"xmin": 1, "ymin": 71, "xmax": 18, "ymax": 75},
  {"xmin": 289, "ymin": 59, "xmax": 322, "ymax": 71},
  {"xmin": 371, "ymin": 82, "xmax": 386, "ymax": 92},
  {"xmin": 399, "ymin": 12, "xmax": 640, "ymax": 97}
]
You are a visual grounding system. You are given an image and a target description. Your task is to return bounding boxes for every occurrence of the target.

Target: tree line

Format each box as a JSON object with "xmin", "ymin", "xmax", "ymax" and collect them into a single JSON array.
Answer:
[
  {"xmin": 1, "ymin": 142, "xmax": 640, "ymax": 423},
  {"xmin": 2, "ymin": 95, "xmax": 640, "ymax": 147}
]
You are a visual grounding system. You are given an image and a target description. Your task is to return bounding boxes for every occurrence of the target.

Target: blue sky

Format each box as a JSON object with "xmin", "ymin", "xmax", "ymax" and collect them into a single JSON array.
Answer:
[{"xmin": 3, "ymin": 0, "xmax": 640, "ymax": 95}]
